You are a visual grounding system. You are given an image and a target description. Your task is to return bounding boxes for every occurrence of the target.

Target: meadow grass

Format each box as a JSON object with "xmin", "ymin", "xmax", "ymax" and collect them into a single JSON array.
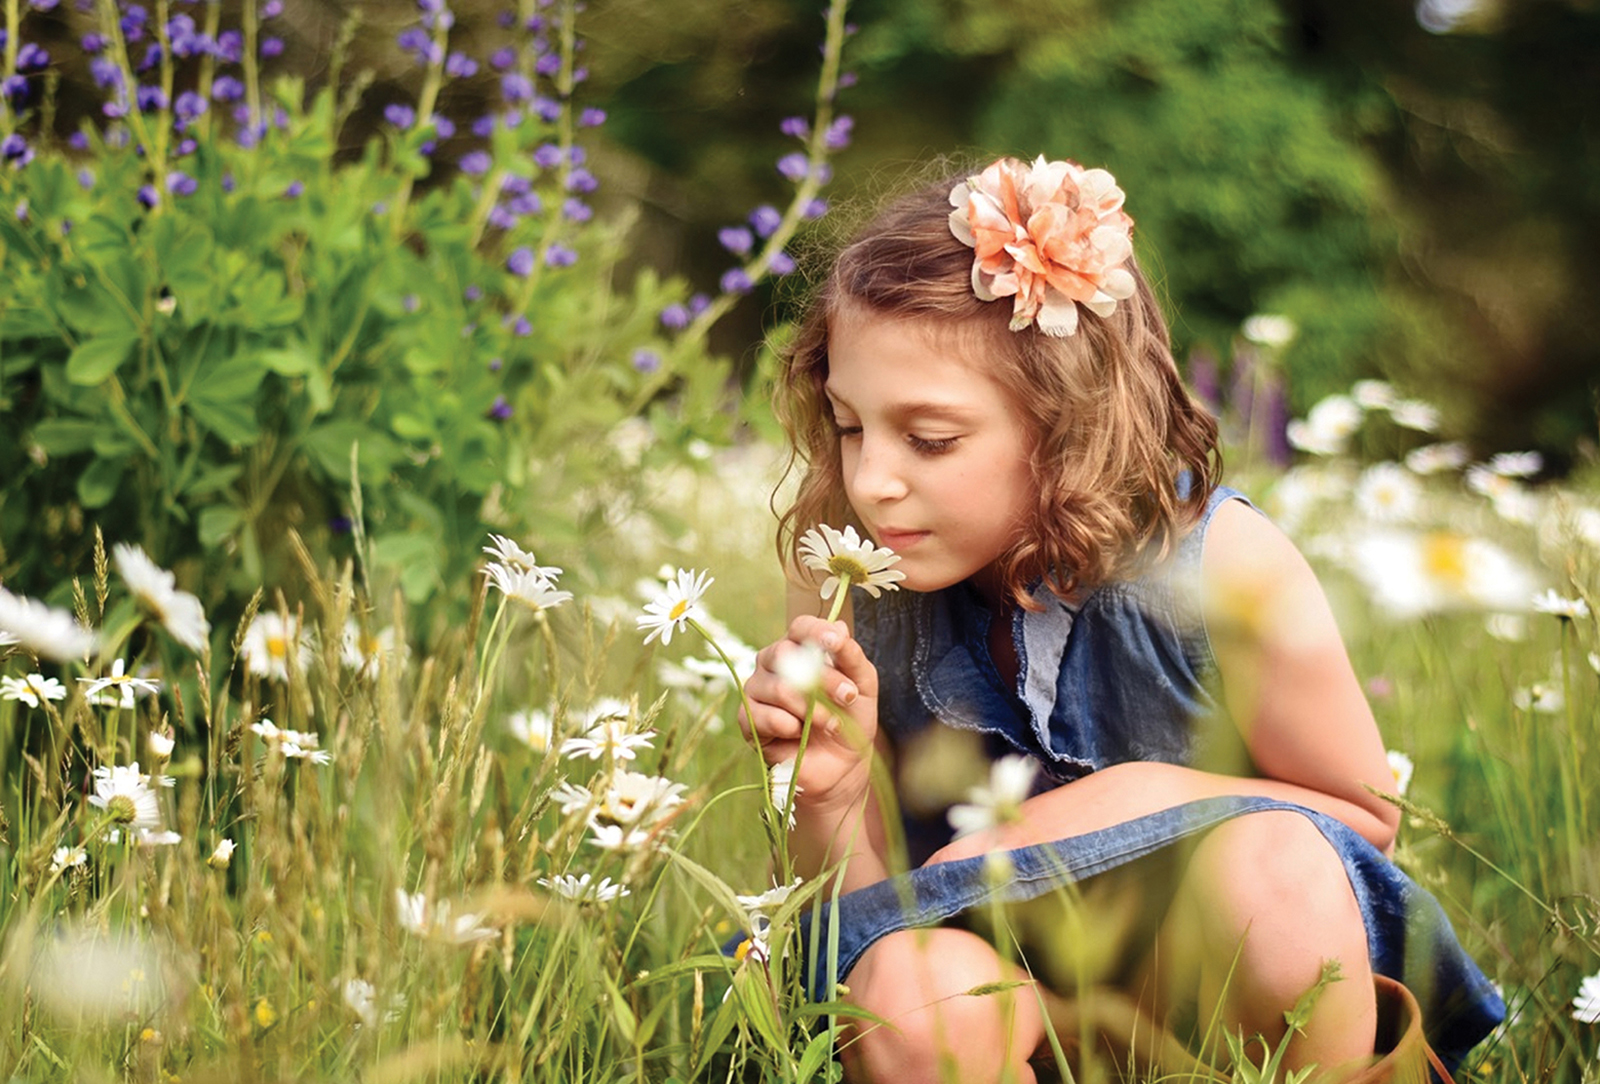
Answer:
[{"xmin": 0, "ymin": 426, "xmax": 1597, "ymax": 1083}]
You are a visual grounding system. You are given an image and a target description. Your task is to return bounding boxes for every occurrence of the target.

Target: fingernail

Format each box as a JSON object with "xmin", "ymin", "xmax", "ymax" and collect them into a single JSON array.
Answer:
[
  {"xmin": 838, "ymin": 683, "xmax": 857, "ymax": 705},
  {"xmin": 821, "ymin": 632, "xmax": 841, "ymax": 650}
]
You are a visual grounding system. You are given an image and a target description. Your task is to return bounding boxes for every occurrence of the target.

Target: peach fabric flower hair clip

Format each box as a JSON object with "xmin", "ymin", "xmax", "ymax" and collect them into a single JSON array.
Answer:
[{"xmin": 948, "ymin": 155, "xmax": 1137, "ymax": 337}]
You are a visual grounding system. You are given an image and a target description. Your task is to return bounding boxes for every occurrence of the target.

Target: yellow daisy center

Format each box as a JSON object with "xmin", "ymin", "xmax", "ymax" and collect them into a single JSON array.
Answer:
[
  {"xmin": 669, "ymin": 599, "xmax": 691, "ymax": 621},
  {"xmin": 266, "ymin": 635, "xmax": 288, "ymax": 660},
  {"xmin": 1422, "ymin": 534, "xmax": 1469, "ymax": 589},
  {"xmin": 826, "ymin": 555, "xmax": 871, "ymax": 581}
]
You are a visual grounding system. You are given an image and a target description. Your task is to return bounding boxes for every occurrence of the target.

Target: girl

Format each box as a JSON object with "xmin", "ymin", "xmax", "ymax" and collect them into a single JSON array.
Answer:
[{"xmin": 740, "ymin": 156, "xmax": 1502, "ymax": 1083}]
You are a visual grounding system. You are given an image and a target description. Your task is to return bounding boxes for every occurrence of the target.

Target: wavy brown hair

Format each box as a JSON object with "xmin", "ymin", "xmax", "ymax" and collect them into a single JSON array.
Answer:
[{"xmin": 773, "ymin": 164, "xmax": 1222, "ymax": 609}]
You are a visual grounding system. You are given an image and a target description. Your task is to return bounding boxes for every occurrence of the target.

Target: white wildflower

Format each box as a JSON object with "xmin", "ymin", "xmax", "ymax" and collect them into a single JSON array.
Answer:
[
  {"xmin": 1, "ymin": 673, "xmax": 67, "ymax": 708},
  {"xmin": 87, "ymin": 763, "xmax": 162, "ymax": 830},
  {"xmin": 1404, "ymin": 442, "xmax": 1470, "ymax": 475},
  {"xmin": 1572, "ymin": 971, "xmax": 1600, "ymax": 1025},
  {"xmin": 481, "ymin": 535, "xmax": 563, "ymax": 578},
  {"xmin": 341, "ymin": 978, "xmax": 403, "ymax": 1027},
  {"xmin": 1351, "ymin": 380, "xmax": 1396, "ymax": 410},
  {"xmin": 0, "ymin": 586, "xmax": 98, "ymax": 661},
  {"xmin": 769, "ymin": 758, "xmax": 801, "ymax": 829},
  {"xmin": 1485, "ymin": 614, "xmax": 1527, "ymax": 642},
  {"xmin": 112, "ymin": 544, "xmax": 210, "ymax": 652},
  {"xmin": 340, "ymin": 620, "xmax": 403, "ymax": 677},
  {"xmin": 1343, "ymin": 529, "xmax": 1539, "ymax": 620},
  {"xmin": 637, "ymin": 568, "xmax": 714, "ymax": 646},
  {"xmin": 594, "ymin": 770, "xmax": 687, "ymax": 828},
  {"xmin": 550, "ymin": 781, "xmax": 595, "ymax": 817},
  {"xmin": 1241, "ymin": 314, "xmax": 1296, "ymax": 348},
  {"xmin": 208, "ymin": 838, "xmax": 236, "ymax": 870},
  {"xmin": 774, "ymin": 640, "xmax": 826, "ymax": 694},
  {"xmin": 482, "ymin": 563, "xmax": 573, "ymax": 611},
  {"xmin": 539, "ymin": 872, "xmax": 630, "ymax": 904},
  {"xmin": 948, "ymin": 755, "xmax": 1039, "ymax": 839},
  {"xmin": 1530, "ymin": 590, "xmax": 1589, "ymax": 621},
  {"xmin": 798, "ymin": 524, "xmax": 906, "ymax": 600},
  {"xmin": 240, "ymin": 613, "xmax": 314, "ymax": 682},
  {"xmin": 1488, "ymin": 451, "xmax": 1542, "ymax": 478},
  {"xmin": 560, "ymin": 716, "xmax": 656, "ymax": 762},
  {"xmin": 1389, "ymin": 398, "xmax": 1440, "ymax": 433},
  {"xmin": 736, "ymin": 878, "xmax": 801, "ymax": 918},
  {"xmin": 394, "ymin": 889, "xmax": 496, "ymax": 944},
  {"xmin": 507, "ymin": 709, "xmax": 556, "ymax": 752},
  {"xmin": 1512, "ymin": 683, "xmax": 1563, "ymax": 714},
  {"xmin": 148, "ymin": 730, "xmax": 175, "ymax": 759},
  {"xmin": 586, "ymin": 821, "xmax": 657, "ymax": 851},
  {"xmin": 1354, "ymin": 462, "xmax": 1421, "ymax": 523},
  {"xmin": 50, "ymin": 846, "xmax": 87, "ymax": 875},
  {"xmin": 1386, "ymin": 750, "xmax": 1414, "ymax": 797},
  {"xmin": 1286, "ymin": 395, "xmax": 1362, "ymax": 456},
  {"xmin": 79, "ymin": 658, "xmax": 162, "ymax": 709}
]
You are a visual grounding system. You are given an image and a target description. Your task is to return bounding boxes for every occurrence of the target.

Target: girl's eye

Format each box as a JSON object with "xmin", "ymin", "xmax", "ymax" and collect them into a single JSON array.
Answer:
[
  {"xmin": 834, "ymin": 421, "xmax": 862, "ymax": 438},
  {"xmin": 908, "ymin": 435, "xmax": 959, "ymax": 455}
]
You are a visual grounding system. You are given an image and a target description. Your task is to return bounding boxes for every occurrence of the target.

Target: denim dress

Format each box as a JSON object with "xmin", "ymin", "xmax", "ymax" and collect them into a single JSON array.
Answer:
[{"xmin": 800, "ymin": 486, "xmax": 1504, "ymax": 1072}]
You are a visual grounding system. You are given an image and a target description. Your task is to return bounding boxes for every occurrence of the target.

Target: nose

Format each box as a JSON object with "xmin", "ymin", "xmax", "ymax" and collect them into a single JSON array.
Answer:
[{"xmin": 847, "ymin": 432, "xmax": 908, "ymax": 504}]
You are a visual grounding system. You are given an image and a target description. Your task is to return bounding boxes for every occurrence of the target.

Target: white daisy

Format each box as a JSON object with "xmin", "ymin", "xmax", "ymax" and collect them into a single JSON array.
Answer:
[
  {"xmin": 1386, "ymin": 750, "xmax": 1414, "ymax": 797},
  {"xmin": 1286, "ymin": 395, "xmax": 1362, "ymax": 456},
  {"xmin": 78, "ymin": 658, "xmax": 162, "ymax": 709},
  {"xmin": 340, "ymin": 620, "xmax": 403, "ymax": 677},
  {"xmin": 1389, "ymin": 398, "xmax": 1440, "ymax": 433},
  {"xmin": 586, "ymin": 821, "xmax": 657, "ymax": 851},
  {"xmin": 1530, "ymin": 589, "xmax": 1590, "ymax": 621},
  {"xmin": 559, "ymin": 716, "xmax": 656, "ymax": 762},
  {"xmin": 550, "ymin": 780, "xmax": 595, "ymax": 816},
  {"xmin": 1, "ymin": 673, "xmax": 68, "ymax": 708},
  {"xmin": 483, "ymin": 563, "xmax": 573, "ymax": 611},
  {"xmin": 736, "ymin": 878, "xmax": 801, "ymax": 918},
  {"xmin": 0, "ymin": 586, "xmax": 98, "ymax": 661},
  {"xmin": 109, "ymin": 828, "xmax": 182, "ymax": 846},
  {"xmin": 1351, "ymin": 379, "xmax": 1396, "ymax": 410},
  {"xmin": 87, "ymin": 763, "xmax": 163, "ymax": 830},
  {"xmin": 769, "ymin": 758, "xmax": 801, "ymax": 829},
  {"xmin": 1484, "ymin": 614, "xmax": 1527, "ymax": 642},
  {"xmin": 112, "ymin": 544, "xmax": 210, "ymax": 653},
  {"xmin": 1354, "ymin": 462, "xmax": 1421, "ymax": 523},
  {"xmin": 636, "ymin": 568, "xmax": 714, "ymax": 646},
  {"xmin": 1488, "ymin": 451, "xmax": 1543, "ymax": 478},
  {"xmin": 341, "ymin": 977, "xmax": 404, "ymax": 1027},
  {"xmin": 1572, "ymin": 971, "xmax": 1600, "ymax": 1025},
  {"xmin": 148, "ymin": 730, "xmax": 175, "ymax": 759},
  {"xmin": 1512, "ymin": 683, "xmax": 1564, "ymax": 714},
  {"xmin": 1404, "ymin": 442, "xmax": 1470, "ymax": 475},
  {"xmin": 1241, "ymin": 314, "xmax": 1296, "ymax": 348},
  {"xmin": 593, "ymin": 770, "xmax": 686, "ymax": 827},
  {"xmin": 239, "ymin": 613, "xmax": 314, "ymax": 682},
  {"xmin": 539, "ymin": 872, "xmax": 630, "ymax": 904},
  {"xmin": 281, "ymin": 741, "xmax": 332, "ymax": 765},
  {"xmin": 50, "ymin": 846, "xmax": 88, "ymax": 875},
  {"xmin": 948, "ymin": 755, "xmax": 1039, "ymax": 838},
  {"xmin": 394, "ymin": 889, "xmax": 496, "ymax": 944},
  {"xmin": 481, "ymin": 535, "xmax": 563, "ymax": 578},
  {"xmin": 208, "ymin": 838, "xmax": 236, "ymax": 870},
  {"xmin": 507, "ymin": 708, "xmax": 556, "ymax": 752},
  {"xmin": 1344, "ymin": 529, "xmax": 1538, "ymax": 620},
  {"xmin": 798, "ymin": 524, "xmax": 905, "ymax": 600},
  {"xmin": 1465, "ymin": 467, "xmax": 1540, "ymax": 525}
]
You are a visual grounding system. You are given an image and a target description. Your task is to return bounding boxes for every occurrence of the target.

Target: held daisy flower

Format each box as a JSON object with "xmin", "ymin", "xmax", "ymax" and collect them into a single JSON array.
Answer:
[
  {"xmin": 948, "ymin": 754, "xmax": 1039, "ymax": 839},
  {"xmin": 0, "ymin": 586, "xmax": 99, "ymax": 661},
  {"xmin": 798, "ymin": 524, "xmax": 905, "ymax": 617},
  {"xmin": 79, "ymin": 659, "xmax": 162, "ymax": 709},
  {"xmin": 112, "ymin": 543, "xmax": 211, "ymax": 652},
  {"xmin": 636, "ymin": 568, "xmax": 714, "ymax": 646},
  {"xmin": 1, "ymin": 673, "xmax": 68, "ymax": 708}
]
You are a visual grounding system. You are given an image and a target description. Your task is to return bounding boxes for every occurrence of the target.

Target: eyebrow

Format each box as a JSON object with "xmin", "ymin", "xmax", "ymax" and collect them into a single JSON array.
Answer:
[{"xmin": 823, "ymin": 387, "xmax": 977, "ymax": 425}]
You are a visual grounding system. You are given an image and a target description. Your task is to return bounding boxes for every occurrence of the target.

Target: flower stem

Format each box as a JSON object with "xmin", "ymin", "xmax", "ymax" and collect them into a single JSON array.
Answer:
[{"xmin": 824, "ymin": 573, "xmax": 851, "ymax": 623}]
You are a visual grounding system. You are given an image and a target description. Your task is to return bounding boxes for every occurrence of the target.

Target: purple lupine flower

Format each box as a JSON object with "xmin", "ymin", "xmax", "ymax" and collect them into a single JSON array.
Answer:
[
  {"xmin": 502, "ymin": 108, "xmax": 524, "ymax": 128},
  {"xmin": 525, "ymin": 14, "xmax": 545, "ymax": 31},
  {"xmin": 545, "ymin": 244, "xmax": 577, "ymax": 268},
  {"xmin": 561, "ymin": 198, "xmax": 591, "ymax": 222},
  {"xmin": 166, "ymin": 14, "xmax": 199, "ymax": 55},
  {"xmin": 77, "ymin": 167, "xmax": 95, "ymax": 189},
  {"xmin": 532, "ymin": 96, "xmax": 561, "ymax": 123},
  {"xmin": 779, "ymin": 116, "xmax": 809, "ymax": 139},
  {"xmin": 283, "ymin": 180, "xmax": 304, "ymax": 198},
  {"xmin": 488, "ymin": 395, "xmax": 513, "ymax": 421},
  {"xmin": 69, "ymin": 132, "xmax": 90, "ymax": 150},
  {"xmin": 1187, "ymin": 350, "xmax": 1222, "ymax": 413},
  {"xmin": 121, "ymin": 4, "xmax": 148, "ymax": 40},
  {"xmin": 565, "ymin": 168, "xmax": 597, "ymax": 194},
  {"xmin": 14, "ymin": 199, "xmax": 27, "ymax": 221},
  {"xmin": 569, "ymin": 146, "xmax": 587, "ymax": 167},
  {"xmin": 174, "ymin": 90, "xmax": 207, "ymax": 122},
  {"xmin": 137, "ymin": 184, "xmax": 160, "ymax": 209},
  {"xmin": 31, "ymin": 0, "xmax": 61, "ymax": 9},
  {"xmin": 532, "ymin": 143, "xmax": 562, "ymax": 169},
  {"xmin": 385, "ymin": 103, "xmax": 416, "ymax": 129},
  {"xmin": 824, "ymin": 116, "xmax": 853, "ymax": 150},
  {"xmin": 176, "ymin": 138, "xmax": 197, "ymax": 156},
  {"xmin": 403, "ymin": 294, "xmax": 420, "ymax": 313},
  {"xmin": 221, "ymin": 172, "xmax": 236, "ymax": 192},
  {"xmin": 262, "ymin": 0, "xmax": 284, "ymax": 17},
  {"xmin": 718, "ymin": 227, "xmax": 754, "ymax": 256},
  {"xmin": 487, "ymin": 205, "xmax": 517, "ymax": 230},
  {"xmin": 81, "ymin": 32, "xmax": 105, "ymax": 53},
  {"xmin": 579, "ymin": 107, "xmax": 606, "ymax": 127},
  {"xmin": 501, "ymin": 173, "xmax": 532, "ymax": 196},
  {"xmin": 137, "ymin": 85, "xmax": 169, "ymax": 112},
  {"xmin": 2, "ymin": 134, "xmax": 34, "ymax": 169},
  {"xmin": 510, "ymin": 315, "xmax": 531, "ymax": 335},
  {"xmin": 16, "ymin": 42, "xmax": 50, "ymax": 70},
  {"xmin": 471, "ymin": 114, "xmax": 496, "ymax": 137},
  {"xmin": 534, "ymin": 52, "xmax": 560, "ymax": 76},
  {"xmin": 720, "ymin": 268, "xmax": 752, "ymax": 295},
  {"xmin": 659, "ymin": 304, "xmax": 690, "ymax": 330},
  {"xmin": 137, "ymin": 43, "xmax": 163, "ymax": 73},
  {"xmin": 776, "ymin": 153, "xmax": 809, "ymax": 182},
  {"xmin": 507, "ymin": 192, "xmax": 542, "ymax": 216},
  {"xmin": 1, "ymin": 76, "xmax": 28, "ymax": 103},
  {"xmin": 261, "ymin": 37, "xmax": 284, "ymax": 57},
  {"xmin": 688, "ymin": 293, "xmax": 712, "ymax": 316},
  {"xmin": 490, "ymin": 46, "xmax": 516, "ymax": 69},
  {"xmin": 770, "ymin": 251, "xmax": 796, "ymax": 275},
  {"xmin": 211, "ymin": 75, "xmax": 244, "ymax": 102},
  {"xmin": 167, "ymin": 171, "xmax": 198, "ymax": 196},
  {"xmin": 506, "ymin": 246, "xmax": 535, "ymax": 276},
  {"xmin": 459, "ymin": 150, "xmax": 492, "ymax": 176},
  {"xmin": 501, "ymin": 73, "xmax": 534, "ymax": 103},
  {"xmin": 838, "ymin": 71, "xmax": 858, "ymax": 89},
  {"xmin": 487, "ymin": 356, "xmax": 503, "ymax": 371},
  {"xmin": 631, "ymin": 348, "xmax": 662, "ymax": 374},
  {"xmin": 397, "ymin": 27, "xmax": 429, "ymax": 53},
  {"xmin": 214, "ymin": 30, "xmax": 243, "ymax": 62},
  {"xmin": 446, "ymin": 51, "xmax": 478, "ymax": 77},
  {"xmin": 431, "ymin": 114, "xmax": 455, "ymax": 139},
  {"xmin": 749, "ymin": 205, "xmax": 782, "ymax": 237},
  {"xmin": 464, "ymin": 284, "xmax": 483, "ymax": 301},
  {"xmin": 90, "ymin": 55, "xmax": 122, "ymax": 88},
  {"xmin": 572, "ymin": 66, "xmax": 588, "ymax": 83},
  {"xmin": 801, "ymin": 198, "xmax": 828, "ymax": 220},
  {"xmin": 497, "ymin": 10, "xmax": 514, "ymax": 27}
]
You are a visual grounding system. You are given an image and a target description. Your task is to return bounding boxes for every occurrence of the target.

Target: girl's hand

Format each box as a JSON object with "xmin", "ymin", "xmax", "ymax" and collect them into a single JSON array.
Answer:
[{"xmin": 740, "ymin": 615, "xmax": 879, "ymax": 811}]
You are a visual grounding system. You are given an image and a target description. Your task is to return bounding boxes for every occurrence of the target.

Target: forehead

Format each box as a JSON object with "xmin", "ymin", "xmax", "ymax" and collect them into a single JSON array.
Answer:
[{"xmin": 823, "ymin": 307, "xmax": 1008, "ymax": 405}]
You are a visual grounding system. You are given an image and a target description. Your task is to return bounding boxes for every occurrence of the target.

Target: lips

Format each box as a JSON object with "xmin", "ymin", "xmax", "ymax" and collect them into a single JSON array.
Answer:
[{"xmin": 873, "ymin": 527, "xmax": 929, "ymax": 551}]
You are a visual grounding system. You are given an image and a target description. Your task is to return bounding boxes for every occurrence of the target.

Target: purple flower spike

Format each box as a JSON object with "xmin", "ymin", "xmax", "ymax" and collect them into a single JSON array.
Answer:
[
  {"xmin": 688, "ymin": 293, "xmax": 711, "ymax": 316},
  {"xmin": 659, "ymin": 304, "xmax": 690, "ymax": 330},
  {"xmin": 534, "ymin": 53, "xmax": 560, "ymax": 76},
  {"xmin": 432, "ymin": 114, "xmax": 456, "ymax": 139},
  {"xmin": 507, "ymin": 192, "xmax": 542, "ymax": 215},
  {"xmin": 565, "ymin": 168, "xmax": 597, "ymax": 194},
  {"xmin": 167, "ymin": 171, "xmax": 198, "ymax": 196},
  {"xmin": 579, "ymin": 107, "xmax": 606, "ymax": 127},
  {"xmin": 532, "ymin": 143, "xmax": 561, "ymax": 169},
  {"xmin": 215, "ymin": 30, "xmax": 243, "ymax": 62},
  {"xmin": 31, "ymin": 0, "xmax": 61, "ymax": 9},
  {"xmin": 222, "ymin": 173, "xmax": 237, "ymax": 193},
  {"xmin": 838, "ymin": 71, "xmax": 858, "ymax": 89},
  {"xmin": 770, "ymin": 250, "xmax": 796, "ymax": 275},
  {"xmin": 749, "ymin": 204, "xmax": 782, "ymax": 237},
  {"xmin": 490, "ymin": 46, "xmax": 516, "ymax": 70},
  {"xmin": 284, "ymin": 180, "xmax": 304, "ymax": 199},
  {"xmin": 631, "ymin": 348, "xmax": 662, "ymax": 374},
  {"xmin": 403, "ymin": 294, "xmax": 420, "ymax": 313},
  {"xmin": 488, "ymin": 356, "xmax": 502, "ymax": 371},
  {"xmin": 460, "ymin": 150, "xmax": 492, "ymax": 176},
  {"xmin": 397, "ymin": 27, "xmax": 429, "ymax": 53},
  {"xmin": 779, "ymin": 116, "xmax": 809, "ymax": 139},
  {"xmin": 718, "ymin": 227, "xmax": 754, "ymax": 256},
  {"xmin": 211, "ymin": 75, "xmax": 244, "ymax": 102},
  {"xmin": 14, "ymin": 199, "xmax": 27, "ymax": 222},
  {"xmin": 174, "ymin": 90, "xmax": 207, "ymax": 122},
  {"xmin": 561, "ymin": 198, "xmax": 591, "ymax": 222},
  {"xmin": 488, "ymin": 395, "xmax": 513, "ymax": 421},
  {"xmin": 720, "ymin": 268, "xmax": 753, "ymax": 295},
  {"xmin": 507, "ymin": 246, "xmax": 535, "ymax": 276},
  {"xmin": 70, "ymin": 132, "xmax": 90, "ymax": 152},
  {"xmin": 487, "ymin": 206, "xmax": 516, "ymax": 230},
  {"xmin": 137, "ymin": 85, "xmax": 169, "ymax": 112},
  {"xmin": 17, "ymin": 42, "xmax": 50, "ymax": 70},
  {"xmin": 2, "ymin": 76, "xmax": 28, "ymax": 104},
  {"xmin": 176, "ymin": 138, "xmax": 197, "ymax": 156},
  {"xmin": 261, "ymin": 37, "xmax": 284, "ymax": 57},
  {"xmin": 471, "ymin": 114, "xmax": 496, "ymax": 137},
  {"xmin": 262, "ymin": 0, "xmax": 284, "ymax": 17},
  {"xmin": 511, "ymin": 315, "xmax": 532, "ymax": 335},
  {"xmin": 545, "ymin": 244, "xmax": 577, "ymax": 268},
  {"xmin": 824, "ymin": 116, "xmax": 854, "ymax": 150},
  {"xmin": 446, "ymin": 51, "xmax": 478, "ymax": 77},
  {"xmin": 802, "ymin": 198, "xmax": 828, "ymax": 220},
  {"xmin": 77, "ymin": 167, "xmax": 95, "ymax": 188},
  {"xmin": 137, "ymin": 185, "xmax": 160, "ymax": 209},
  {"xmin": 81, "ymin": 33, "xmax": 105, "ymax": 53},
  {"xmin": 776, "ymin": 153, "xmax": 809, "ymax": 182},
  {"xmin": 2, "ymin": 134, "xmax": 34, "ymax": 169},
  {"xmin": 501, "ymin": 72, "xmax": 534, "ymax": 103},
  {"xmin": 533, "ymin": 96, "xmax": 561, "ymax": 123},
  {"xmin": 384, "ymin": 103, "xmax": 416, "ymax": 129}
]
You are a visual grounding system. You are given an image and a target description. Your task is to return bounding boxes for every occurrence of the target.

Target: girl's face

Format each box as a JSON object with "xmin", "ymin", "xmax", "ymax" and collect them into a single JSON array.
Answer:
[{"xmin": 825, "ymin": 307, "xmax": 1035, "ymax": 603}]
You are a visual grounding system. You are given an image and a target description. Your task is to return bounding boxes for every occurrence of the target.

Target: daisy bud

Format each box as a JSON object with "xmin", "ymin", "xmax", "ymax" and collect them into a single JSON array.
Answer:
[{"xmin": 208, "ymin": 838, "xmax": 236, "ymax": 870}]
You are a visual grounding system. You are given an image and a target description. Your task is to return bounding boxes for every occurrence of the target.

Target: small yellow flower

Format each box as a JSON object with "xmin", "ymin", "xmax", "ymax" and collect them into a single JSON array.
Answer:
[{"xmin": 254, "ymin": 998, "xmax": 278, "ymax": 1029}]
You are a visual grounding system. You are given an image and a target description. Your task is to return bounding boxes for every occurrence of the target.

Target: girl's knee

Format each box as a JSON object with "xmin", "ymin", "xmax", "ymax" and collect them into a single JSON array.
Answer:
[{"xmin": 842, "ymin": 928, "xmax": 1043, "ymax": 1084}]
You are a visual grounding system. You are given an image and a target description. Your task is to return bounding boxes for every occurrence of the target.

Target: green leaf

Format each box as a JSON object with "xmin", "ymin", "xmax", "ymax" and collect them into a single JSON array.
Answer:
[
  {"xmin": 796, "ymin": 1028, "xmax": 836, "ymax": 1084},
  {"xmin": 76, "ymin": 455, "xmax": 125, "ymax": 509},
  {"xmin": 198, "ymin": 505, "xmax": 242, "ymax": 548},
  {"xmin": 258, "ymin": 345, "xmax": 316, "ymax": 376},
  {"xmin": 187, "ymin": 396, "xmax": 259, "ymax": 443},
  {"xmin": 32, "ymin": 418, "xmax": 102, "ymax": 456},
  {"xmin": 65, "ymin": 334, "xmax": 138, "ymax": 385}
]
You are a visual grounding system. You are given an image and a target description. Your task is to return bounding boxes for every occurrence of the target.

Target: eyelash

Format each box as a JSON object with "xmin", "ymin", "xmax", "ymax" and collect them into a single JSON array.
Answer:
[{"xmin": 833, "ymin": 423, "xmax": 960, "ymax": 456}]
